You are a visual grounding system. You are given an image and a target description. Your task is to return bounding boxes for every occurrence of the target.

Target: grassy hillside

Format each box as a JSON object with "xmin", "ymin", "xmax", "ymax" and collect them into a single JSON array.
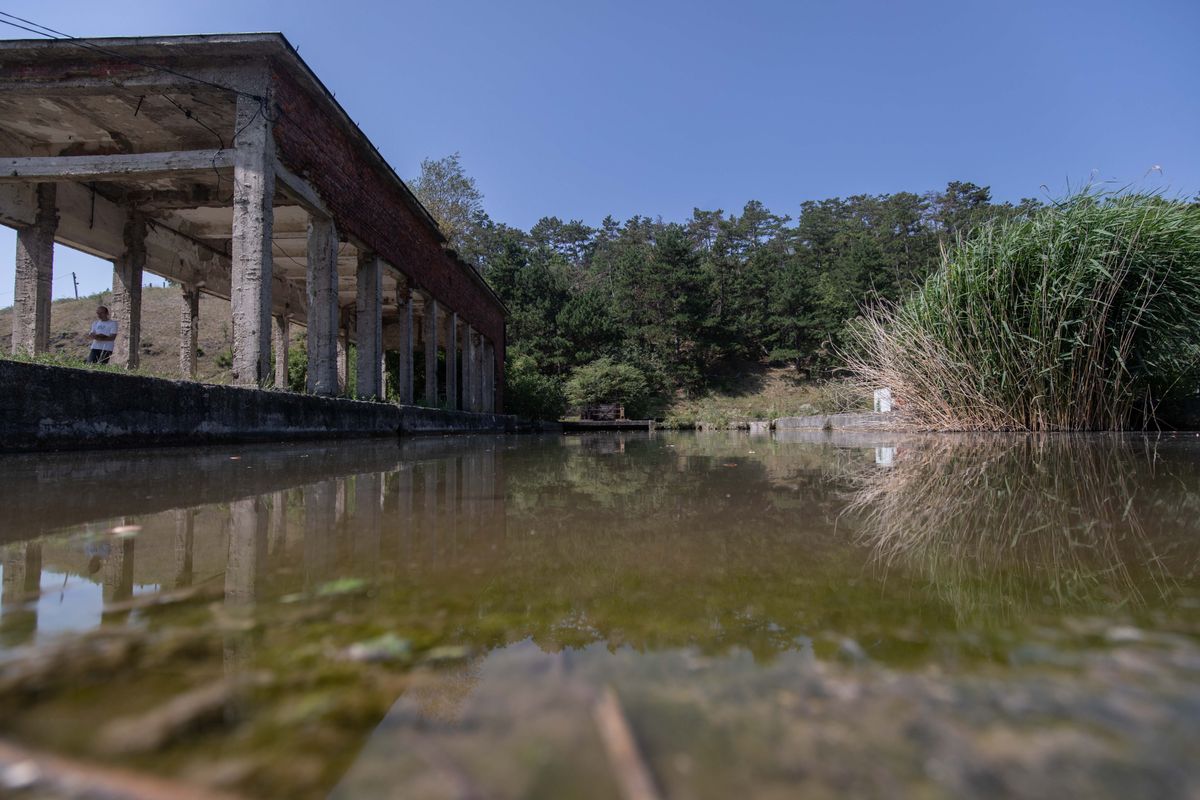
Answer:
[
  {"xmin": 662, "ymin": 363, "xmax": 866, "ymax": 428},
  {"xmin": 1, "ymin": 286, "xmax": 246, "ymax": 383}
]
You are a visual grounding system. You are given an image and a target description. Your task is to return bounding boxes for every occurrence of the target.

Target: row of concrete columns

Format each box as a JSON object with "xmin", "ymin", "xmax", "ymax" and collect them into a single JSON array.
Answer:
[
  {"xmin": 9, "ymin": 189, "xmax": 498, "ymax": 413},
  {"xmin": 8, "ymin": 90, "xmax": 498, "ymax": 411}
]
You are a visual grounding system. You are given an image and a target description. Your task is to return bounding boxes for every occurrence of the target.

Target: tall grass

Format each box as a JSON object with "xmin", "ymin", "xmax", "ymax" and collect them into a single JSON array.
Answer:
[{"xmin": 845, "ymin": 189, "xmax": 1200, "ymax": 430}]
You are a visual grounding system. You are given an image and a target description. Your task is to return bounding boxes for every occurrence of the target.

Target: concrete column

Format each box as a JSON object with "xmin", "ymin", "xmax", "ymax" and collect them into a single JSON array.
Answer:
[
  {"xmin": 356, "ymin": 253, "xmax": 383, "ymax": 399},
  {"xmin": 111, "ymin": 212, "xmax": 146, "ymax": 369},
  {"xmin": 179, "ymin": 283, "xmax": 200, "ymax": 379},
  {"xmin": 306, "ymin": 216, "xmax": 339, "ymax": 395},
  {"xmin": 483, "ymin": 338, "xmax": 495, "ymax": 413},
  {"xmin": 230, "ymin": 91, "xmax": 275, "ymax": 386},
  {"xmin": 472, "ymin": 331, "xmax": 485, "ymax": 412},
  {"xmin": 398, "ymin": 290, "xmax": 414, "ymax": 404},
  {"xmin": 446, "ymin": 311, "xmax": 459, "ymax": 410},
  {"xmin": 470, "ymin": 331, "xmax": 484, "ymax": 412},
  {"xmin": 11, "ymin": 183, "xmax": 57, "ymax": 356},
  {"xmin": 336, "ymin": 317, "xmax": 349, "ymax": 395},
  {"xmin": 423, "ymin": 295, "xmax": 439, "ymax": 407},
  {"xmin": 463, "ymin": 326, "xmax": 477, "ymax": 413},
  {"xmin": 272, "ymin": 313, "xmax": 289, "ymax": 389}
]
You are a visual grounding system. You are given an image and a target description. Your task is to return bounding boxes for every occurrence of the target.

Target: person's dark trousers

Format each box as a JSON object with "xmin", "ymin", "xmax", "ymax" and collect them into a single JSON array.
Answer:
[{"xmin": 87, "ymin": 349, "xmax": 111, "ymax": 364}]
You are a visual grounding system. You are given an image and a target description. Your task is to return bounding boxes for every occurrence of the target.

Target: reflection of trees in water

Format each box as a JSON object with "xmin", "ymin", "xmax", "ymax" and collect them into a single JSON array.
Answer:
[{"xmin": 847, "ymin": 435, "xmax": 1200, "ymax": 620}]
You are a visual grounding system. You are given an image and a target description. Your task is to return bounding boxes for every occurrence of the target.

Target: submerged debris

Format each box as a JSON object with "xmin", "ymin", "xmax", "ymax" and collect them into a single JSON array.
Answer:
[{"xmin": 340, "ymin": 634, "xmax": 413, "ymax": 664}]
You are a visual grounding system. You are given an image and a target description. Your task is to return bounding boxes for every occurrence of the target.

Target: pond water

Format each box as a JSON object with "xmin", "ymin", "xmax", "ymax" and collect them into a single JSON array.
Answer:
[{"xmin": 1, "ymin": 432, "xmax": 1198, "ymax": 799}]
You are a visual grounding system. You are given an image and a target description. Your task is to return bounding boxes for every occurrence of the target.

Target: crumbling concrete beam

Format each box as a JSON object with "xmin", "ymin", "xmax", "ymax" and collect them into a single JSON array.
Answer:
[{"xmin": 0, "ymin": 150, "xmax": 234, "ymax": 183}]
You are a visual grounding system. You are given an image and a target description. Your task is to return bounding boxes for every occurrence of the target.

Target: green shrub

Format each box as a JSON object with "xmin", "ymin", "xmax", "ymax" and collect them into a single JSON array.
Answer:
[
  {"xmin": 565, "ymin": 358, "xmax": 654, "ymax": 418},
  {"xmin": 845, "ymin": 189, "xmax": 1200, "ymax": 430},
  {"xmin": 505, "ymin": 355, "xmax": 566, "ymax": 420}
]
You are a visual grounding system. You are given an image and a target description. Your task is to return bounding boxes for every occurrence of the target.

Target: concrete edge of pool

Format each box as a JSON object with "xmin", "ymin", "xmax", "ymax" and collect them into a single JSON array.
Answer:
[{"xmin": 2, "ymin": 359, "xmax": 556, "ymax": 453}]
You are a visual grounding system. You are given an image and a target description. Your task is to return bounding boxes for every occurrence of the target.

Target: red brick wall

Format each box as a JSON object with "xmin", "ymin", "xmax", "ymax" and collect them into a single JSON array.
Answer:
[{"xmin": 269, "ymin": 65, "xmax": 507, "ymax": 410}]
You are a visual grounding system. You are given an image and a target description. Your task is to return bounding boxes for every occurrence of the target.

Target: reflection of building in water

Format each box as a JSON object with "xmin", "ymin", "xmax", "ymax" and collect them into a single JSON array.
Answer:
[
  {"xmin": 174, "ymin": 508, "xmax": 195, "ymax": 588},
  {"xmin": 227, "ymin": 497, "xmax": 267, "ymax": 606},
  {"xmin": 353, "ymin": 473, "xmax": 383, "ymax": 571},
  {"xmin": 1, "ymin": 541, "xmax": 41, "ymax": 646},
  {"xmin": 304, "ymin": 480, "xmax": 338, "ymax": 588},
  {"xmin": 102, "ymin": 535, "xmax": 135, "ymax": 606}
]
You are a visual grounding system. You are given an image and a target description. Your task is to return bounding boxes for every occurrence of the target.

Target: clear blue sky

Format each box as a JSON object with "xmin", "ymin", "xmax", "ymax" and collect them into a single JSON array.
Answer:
[{"xmin": 1, "ymin": 0, "xmax": 1197, "ymax": 303}]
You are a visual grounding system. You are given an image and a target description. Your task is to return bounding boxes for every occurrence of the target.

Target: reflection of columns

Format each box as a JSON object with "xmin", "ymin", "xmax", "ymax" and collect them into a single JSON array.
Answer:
[
  {"xmin": 423, "ymin": 461, "xmax": 439, "ymax": 552},
  {"xmin": 111, "ymin": 212, "xmax": 146, "ymax": 369},
  {"xmin": 482, "ymin": 338, "xmax": 496, "ymax": 413},
  {"xmin": 306, "ymin": 215, "xmax": 339, "ymax": 395},
  {"xmin": 231, "ymin": 90, "xmax": 275, "ymax": 386},
  {"xmin": 11, "ymin": 183, "xmax": 57, "ymax": 356},
  {"xmin": 272, "ymin": 313, "xmax": 290, "ymax": 389},
  {"xmin": 423, "ymin": 296, "xmax": 439, "ymax": 406},
  {"xmin": 463, "ymin": 326, "xmax": 477, "ymax": 413},
  {"xmin": 227, "ymin": 497, "xmax": 267, "ymax": 606},
  {"xmin": 356, "ymin": 253, "xmax": 383, "ymax": 399},
  {"xmin": 353, "ymin": 472, "xmax": 382, "ymax": 569},
  {"xmin": 446, "ymin": 312, "xmax": 459, "ymax": 411},
  {"xmin": 173, "ymin": 509, "xmax": 195, "ymax": 588},
  {"xmin": 304, "ymin": 481, "xmax": 337, "ymax": 587},
  {"xmin": 396, "ymin": 465, "xmax": 414, "ymax": 562},
  {"xmin": 1, "ymin": 542, "xmax": 41, "ymax": 646},
  {"xmin": 269, "ymin": 490, "xmax": 288, "ymax": 555},
  {"xmin": 445, "ymin": 457, "xmax": 459, "ymax": 556},
  {"xmin": 465, "ymin": 453, "xmax": 481, "ymax": 540},
  {"xmin": 398, "ymin": 290, "xmax": 414, "ymax": 405},
  {"xmin": 103, "ymin": 537, "xmax": 135, "ymax": 605},
  {"xmin": 482, "ymin": 449, "xmax": 497, "ymax": 522},
  {"xmin": 180, "ymin": 284, "xmax": 200, "ymax": 379}
]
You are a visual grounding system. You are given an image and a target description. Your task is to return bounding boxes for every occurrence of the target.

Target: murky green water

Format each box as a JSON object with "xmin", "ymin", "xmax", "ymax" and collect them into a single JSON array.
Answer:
[{"xmin": 1, "ymin": 432, "xmax": 1198, "ymax": 798}]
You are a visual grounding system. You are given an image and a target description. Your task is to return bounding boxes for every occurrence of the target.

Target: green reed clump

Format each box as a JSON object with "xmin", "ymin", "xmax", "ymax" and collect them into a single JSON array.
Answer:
[{"xmin": 846, "ymin": 189, "xmax": 1200, "ymax": 430}]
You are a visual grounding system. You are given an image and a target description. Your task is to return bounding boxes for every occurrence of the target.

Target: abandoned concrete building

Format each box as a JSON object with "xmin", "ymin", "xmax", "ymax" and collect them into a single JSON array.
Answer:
[{"xmin": 1, "ymin": 33, "xmax": 505, "ymax": 413}]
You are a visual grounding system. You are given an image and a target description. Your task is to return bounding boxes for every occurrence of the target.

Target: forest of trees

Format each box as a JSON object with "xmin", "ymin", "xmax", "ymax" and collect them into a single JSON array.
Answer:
[{"xmin": 411, "ymin": 155, "xmax": 1042, "ymax": 419}]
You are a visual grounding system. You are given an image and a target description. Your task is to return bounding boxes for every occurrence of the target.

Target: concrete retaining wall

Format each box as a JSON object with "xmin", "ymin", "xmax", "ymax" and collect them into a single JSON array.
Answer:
[
  {"xmin": 773, "ymin": 412, "xmax": 899, "ymax": 431},
  {"xmin": 1, "ymin": 359, "xmax": 518, "ymax": 452}
]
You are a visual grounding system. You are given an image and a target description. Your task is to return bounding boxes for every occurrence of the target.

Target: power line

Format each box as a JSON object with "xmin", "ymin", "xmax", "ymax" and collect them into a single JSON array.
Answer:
[{"xmin": 0, "ymin": 12, "xmax": 264, "ymax": 102}]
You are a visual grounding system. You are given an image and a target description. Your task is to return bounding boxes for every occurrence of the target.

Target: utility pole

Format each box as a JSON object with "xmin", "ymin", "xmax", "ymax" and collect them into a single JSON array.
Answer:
[{"xmin": 72, "ymin": 272, "xmax": 79, "ymax": 300}]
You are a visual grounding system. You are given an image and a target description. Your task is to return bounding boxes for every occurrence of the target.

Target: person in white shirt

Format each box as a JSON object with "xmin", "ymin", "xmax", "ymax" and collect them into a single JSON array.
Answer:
[{"xmin": 87, "ymin": 305, "xmax": 118, "ymax": 364}]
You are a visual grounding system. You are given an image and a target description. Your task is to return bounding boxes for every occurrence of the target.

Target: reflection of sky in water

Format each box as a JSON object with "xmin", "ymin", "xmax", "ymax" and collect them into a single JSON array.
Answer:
[{"xmin": 35, "ymin": 571, "xmax": 102, "ymax": 640}]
